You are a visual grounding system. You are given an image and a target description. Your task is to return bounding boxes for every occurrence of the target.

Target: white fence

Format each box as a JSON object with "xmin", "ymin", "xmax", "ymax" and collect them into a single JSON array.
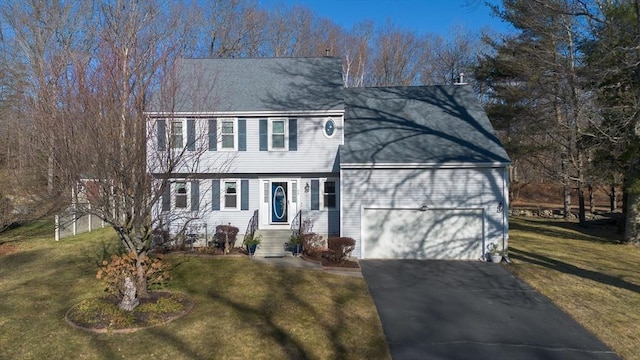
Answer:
[{"xmin": 55, "ymin": 207, "xmax": 105, "ymax": 240}]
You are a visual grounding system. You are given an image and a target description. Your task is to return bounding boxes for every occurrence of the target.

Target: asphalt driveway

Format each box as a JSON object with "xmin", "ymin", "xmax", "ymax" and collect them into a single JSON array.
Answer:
[{"xmin": 360, "ymin": 260, "xmax": 620, "ymax": 360}]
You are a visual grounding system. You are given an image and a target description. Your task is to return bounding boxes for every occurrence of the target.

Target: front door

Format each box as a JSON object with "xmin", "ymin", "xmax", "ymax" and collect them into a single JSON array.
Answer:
[{"xmin": 271, "ymin": 182, "xmax": 288, "ymax": 223}]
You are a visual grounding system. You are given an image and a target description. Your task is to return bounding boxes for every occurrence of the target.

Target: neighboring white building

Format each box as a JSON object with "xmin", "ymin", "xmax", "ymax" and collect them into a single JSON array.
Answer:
[{"xmin": 145, "ymin": 57, "xmax": 510, "ymax": 260}]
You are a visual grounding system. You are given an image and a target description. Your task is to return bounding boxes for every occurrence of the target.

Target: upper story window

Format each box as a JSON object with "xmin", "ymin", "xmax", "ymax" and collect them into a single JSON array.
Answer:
[
  {"xmin": 171, "ymin": 121, "xmax": 183, "ymax": 148},
  {"xmin": 220, "ymin": 118, "xmax": 237, "ymax": 150},
  {"xmin": 260, "ymin": 118, "xmax": 295, "ymax": 152},
  {"xmin": 324, "ymin": 118, "xmax": 336, "ymax": 138},
  {"xmin": 269, "ymin": 119, "xmax": 287, "ymax": 150}
]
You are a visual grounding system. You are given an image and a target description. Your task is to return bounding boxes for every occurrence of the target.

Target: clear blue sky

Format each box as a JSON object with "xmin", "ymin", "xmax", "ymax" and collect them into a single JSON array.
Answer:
[{"xmin": 259, "ymin": 0, "xmax": 512, "ymax": 38}]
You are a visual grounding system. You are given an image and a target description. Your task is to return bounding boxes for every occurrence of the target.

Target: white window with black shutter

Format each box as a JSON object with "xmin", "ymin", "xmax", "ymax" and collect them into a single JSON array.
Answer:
[
  {"xmin": 214, "ymin": 179, "xmax": 249, "ymax": 211},
  {"xmin": 310, "ymin": 178, "xmax": 338, "ymax": 210},
  {"xmin": 260, "ymin": 118, "xmax": 297, "ymax": 151}
]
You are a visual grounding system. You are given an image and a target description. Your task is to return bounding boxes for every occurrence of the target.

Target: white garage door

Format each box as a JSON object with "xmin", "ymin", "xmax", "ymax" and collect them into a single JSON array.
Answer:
[{"xmin": 362, "ymin": 208, "xmax": 484, "ymax": 260}]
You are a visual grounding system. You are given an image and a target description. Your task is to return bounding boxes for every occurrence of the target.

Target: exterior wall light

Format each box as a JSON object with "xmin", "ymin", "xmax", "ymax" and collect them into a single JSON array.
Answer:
[{"xmin": 304, "ymin": 182, "xmax": 310, "ymax": 193}]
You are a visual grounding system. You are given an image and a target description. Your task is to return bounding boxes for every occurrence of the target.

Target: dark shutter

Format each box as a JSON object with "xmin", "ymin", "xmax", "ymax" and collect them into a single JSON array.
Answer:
[
  {"xmin": 238, "ymin": 119, "xmax": 247, "ymax": 151},
  {"xmin": 289, "ymin": 118, "xmax": 297, "ymax": 151},
  {"xmin": 191, "ymin": 181, "xmax": 199, "ymax": 211},
  {"xmin": 187, "ymin": 119, "xmax": 196, "ymax": 151},
  {"xmin": 157, "ymin": 120, "xmax": 166, "ymax": 151},
  {"xmin": 162, "ymin": 183, "xmax": 170, "ymax": 211},
  {"xmin": 311, "ymin": 179, "xmax": 319, "ymax": 210},
  {"xmin": 211, "ymin": 180, "xmax": 220, "ymax": 211},
  {"xmin": 208, "ymin": 119, "xmax": 217, "ymax": 151},
  {"xmin": 259, "ymin": 119, "xmax": 268, "ymax": 151},
  {"xmin": 241, "ymin": 179, "xmax": 249, "ymax": 210}
]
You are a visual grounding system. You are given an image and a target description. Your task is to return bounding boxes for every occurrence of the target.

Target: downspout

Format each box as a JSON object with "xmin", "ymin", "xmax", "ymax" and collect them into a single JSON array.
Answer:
[{"xmin": 502, "ymin": 165, "xmax": 510, "ymax": 263}]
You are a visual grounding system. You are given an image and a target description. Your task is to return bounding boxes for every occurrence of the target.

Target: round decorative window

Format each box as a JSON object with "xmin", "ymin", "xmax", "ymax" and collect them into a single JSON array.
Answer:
[{"xmin": 324, "ymin": 118, "xmax": 336, "ymax": 138}]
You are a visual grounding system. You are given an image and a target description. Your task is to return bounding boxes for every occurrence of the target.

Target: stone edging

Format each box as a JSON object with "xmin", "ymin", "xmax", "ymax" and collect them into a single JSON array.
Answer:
[{"xmin": 64, "ymin": 291, "xmax": 195, "ymax": 334}]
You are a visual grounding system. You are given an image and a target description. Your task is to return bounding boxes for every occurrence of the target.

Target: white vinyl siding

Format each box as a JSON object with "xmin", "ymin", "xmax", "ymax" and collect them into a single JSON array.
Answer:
[
  {"xmin": 341, "ymin": 167, "xmax": 507, "ymax": 259},
  {"xmin": 147, "ymin": 115, "xmax": 344, "ymax": 175}
]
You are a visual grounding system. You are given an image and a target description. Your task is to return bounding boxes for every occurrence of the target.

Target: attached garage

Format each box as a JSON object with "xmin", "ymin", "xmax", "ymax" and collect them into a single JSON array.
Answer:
[
  {"xmin": 361, "ymin": 207, "xmax": 484, "ymax": 260},
  {"xmin": 340, "ymin": 85, "xmax": 511, "ymax": 260}
]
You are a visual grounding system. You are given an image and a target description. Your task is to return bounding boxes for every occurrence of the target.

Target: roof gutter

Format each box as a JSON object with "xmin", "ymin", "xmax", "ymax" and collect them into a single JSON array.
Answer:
[
  {"xmin": 340, "ymin": 162, "xmax": 511, "ymax": 170},
  {"xmin": 144, "ymin": 109, "xmax": 345, "ymax": 118}
]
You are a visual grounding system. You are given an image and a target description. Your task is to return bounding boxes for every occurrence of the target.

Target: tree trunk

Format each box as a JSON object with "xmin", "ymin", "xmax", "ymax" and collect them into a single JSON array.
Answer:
[
  {"xmin": 610, "ymin": 184, "xmax": 616, "ymax": 212},
  {"xmin": 562, "ymin": 156, "xmax": 571, "ymax": 218},
  {"xmin": 624, "ymin": 176, "xmax": 640, "ymax": 243},
  {"xmin": 115, "ymin": 226, "xmax": 150, "ymax": 298},
  {"xmin": 588, "ymin": 184, "xmax": 595, "ymax": 215},
  {"xmin": 624, "ymin": 192, "xmax": 640, "ymax": 243},
  {"xmin": 136, "ymin": 255, "xmax": 150, "ymax": 298},
  {"xmin": 578, "ymin": 183, "xmax": 586, "ymax": 226}
]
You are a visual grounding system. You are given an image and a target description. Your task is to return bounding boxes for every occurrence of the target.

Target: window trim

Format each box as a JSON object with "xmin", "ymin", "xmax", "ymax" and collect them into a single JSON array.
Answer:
[
  {"xmin": 323, "ymin": 117, "xmax": 337, "ymax": 139},
  {"xmin": 174, "ymin": 181, "xmax": 188, "ymax": 209},
  {"xmin": 171, "ymin": 120, "xmax": 184, "ymax": 149},
  {"xmin": 268, "ymin": 118, "xmax": 288, "ymax": 151},
  {"xmin": 218, "ymin": 117, "xmax": 238, "ymax": 151},
  {"xmin": 221, "ymin": 179, "xmax": 241, "ymax": 211},
  {"xmin": 321, "ymin": 178, "xmax": 338, "ymax": 209}
]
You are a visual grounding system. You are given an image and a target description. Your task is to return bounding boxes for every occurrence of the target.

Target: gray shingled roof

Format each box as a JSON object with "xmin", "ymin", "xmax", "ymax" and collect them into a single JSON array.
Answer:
[
  {"xmin": 341, "ymin": 85, "xmax": 510, "ymax": 165},
  {"xmin": 148, "ymin": 57, "xmax": 344, "ymax": 113}
]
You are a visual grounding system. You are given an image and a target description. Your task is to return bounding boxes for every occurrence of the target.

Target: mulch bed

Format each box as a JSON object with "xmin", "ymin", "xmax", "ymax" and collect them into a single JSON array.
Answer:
[
  {"xmin": 303, "ymin": 251, "xmax": 360, "ymax": 269},
  {"xmin": 153, "ymin": 246, "xmax": 247, "ymax": 256},
  {"xmin": 65, "ymin": 291, "xmax": 193, "ymax": 333}
]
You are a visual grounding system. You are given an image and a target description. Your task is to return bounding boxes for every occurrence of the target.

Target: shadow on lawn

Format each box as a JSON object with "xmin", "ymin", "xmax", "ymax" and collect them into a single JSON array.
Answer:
[
  {"xmin": 204, "ymin": 268, "xmax": 364, "ymax": 360},
  {"xmin": 510, "ymin": 217, "xmax": 623, "ymax": 244},
  {"xmin": 509, "ymin": 247, "xmax": 640, "ymax": 294}
]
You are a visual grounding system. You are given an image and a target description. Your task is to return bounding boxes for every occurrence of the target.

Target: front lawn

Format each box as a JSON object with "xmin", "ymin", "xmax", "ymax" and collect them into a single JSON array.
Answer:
[
  {"xmin": 0, "ymin": 220, "xmax": 390, "ymax": 359},
  {"xmin": 508, "ymin": 217, "xmax": 640, "ymax": 360}
]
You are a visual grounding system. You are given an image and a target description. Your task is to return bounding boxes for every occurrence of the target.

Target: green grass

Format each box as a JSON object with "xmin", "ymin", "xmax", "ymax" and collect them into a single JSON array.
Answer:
[
  {"xmin": 508, "ymin": 217, "xmax": 640, "ymax": 360},
  {"xmin": 0, "ymin": 220, "xmax": 390, "ymax": 359}
]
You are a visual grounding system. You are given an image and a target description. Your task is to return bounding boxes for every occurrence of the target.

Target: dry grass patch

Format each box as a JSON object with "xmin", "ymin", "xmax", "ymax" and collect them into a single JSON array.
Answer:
[
  {"xmin": 0, "ymin": 220, "xmax": 389, "ymax": 359},
  {"xmin": 508, "ymin": 217, "xmax": 640, "ymax": 359}
]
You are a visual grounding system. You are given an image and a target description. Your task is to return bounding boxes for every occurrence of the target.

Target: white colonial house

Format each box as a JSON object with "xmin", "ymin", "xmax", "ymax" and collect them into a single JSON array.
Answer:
[{"xmin": 146, "ymin": 57, "xmax": 510, "ymax": 260}]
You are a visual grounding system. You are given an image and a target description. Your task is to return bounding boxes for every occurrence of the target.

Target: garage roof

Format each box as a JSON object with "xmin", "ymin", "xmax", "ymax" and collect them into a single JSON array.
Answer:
[
  {"xmin": 341, "ymin": 85, "xmax": 510, "ymax": 166},
  {"xmin": 147, "ymin": 57, "xmax": 344, "ymax": 113}
]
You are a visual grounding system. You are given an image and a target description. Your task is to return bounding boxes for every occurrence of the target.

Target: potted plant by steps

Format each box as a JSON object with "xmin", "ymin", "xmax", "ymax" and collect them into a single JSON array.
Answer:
[
  {"xmin": 243, "ymin": 233, "xmax": 262, "ymax": 256},
  {"xmin": 487, "ymin": 243, "xmax": 505, "ymax": 263},
  {"xmin": 289, "ymin": 233, "xmax": 303, "ymax": 256}
]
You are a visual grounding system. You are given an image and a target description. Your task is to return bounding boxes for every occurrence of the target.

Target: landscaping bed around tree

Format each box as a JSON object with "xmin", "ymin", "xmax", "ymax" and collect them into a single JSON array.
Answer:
[{"xmin": 65, "ymin": 291, "xmax": 194, "ymax": 333}]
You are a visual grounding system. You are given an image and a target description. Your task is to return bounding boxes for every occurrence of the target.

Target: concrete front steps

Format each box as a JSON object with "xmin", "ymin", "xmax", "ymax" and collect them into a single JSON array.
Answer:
[{"xmin": 253, "ymin": 229, "xmax": 295, "ymax": 257}]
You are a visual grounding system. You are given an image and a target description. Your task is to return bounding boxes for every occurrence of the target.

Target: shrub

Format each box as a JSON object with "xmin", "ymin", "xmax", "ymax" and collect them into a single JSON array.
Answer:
[
  {"xmin": 96, "ymin": 252, "xmax": 171, "ymax": 297},
  {"xmin": 213, "ymin": 224, "xmax": 239, "ymax": 251},
  {"xmin": 327, "ymin": 237, "xmax": 355, "ymax": 264},
  {"xmin": 302, "ymin": 233, "xmax": 324, "ymax": 256}
]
